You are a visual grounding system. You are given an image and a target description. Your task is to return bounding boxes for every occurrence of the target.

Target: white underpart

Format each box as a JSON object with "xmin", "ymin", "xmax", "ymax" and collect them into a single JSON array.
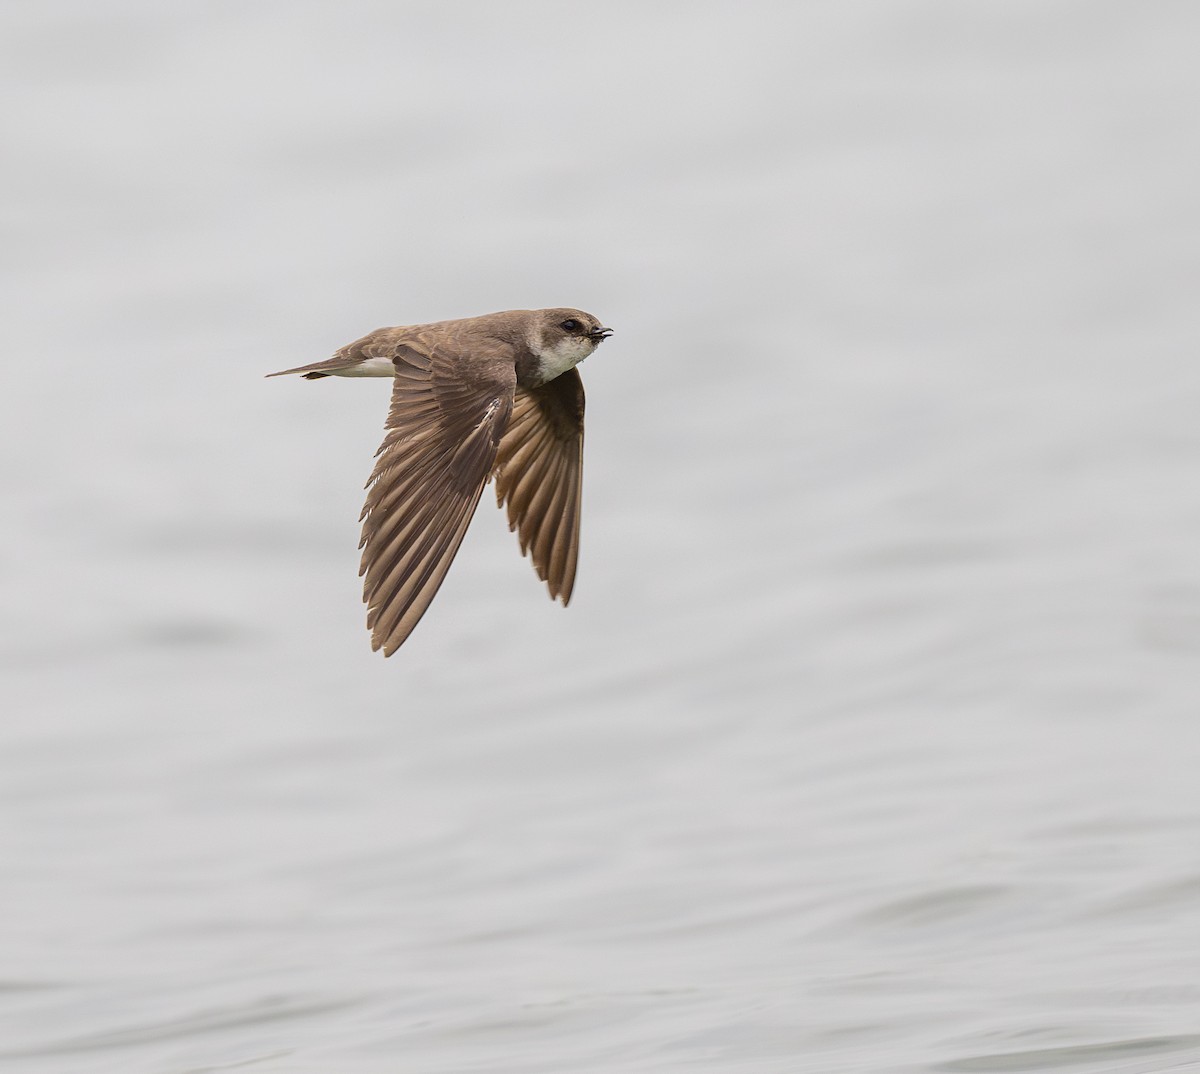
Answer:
[
  {"xmin": 532, "ymin": 335, "xmax": 595, "ymax": 383},
  {"xmin": 336, "ymin": 357, "xmax": 399, "ymax": 377}
]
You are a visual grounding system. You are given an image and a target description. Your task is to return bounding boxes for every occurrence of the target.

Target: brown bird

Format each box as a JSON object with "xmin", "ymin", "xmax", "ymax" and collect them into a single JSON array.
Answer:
[{"xmin": 268, "ymin": 308, "xmax": 613, "ymax": 655}]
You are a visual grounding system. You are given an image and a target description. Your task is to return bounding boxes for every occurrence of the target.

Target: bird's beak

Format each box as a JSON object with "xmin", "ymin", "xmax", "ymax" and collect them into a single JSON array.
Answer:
[{"xmin": 589, "ymin": 327, "xmax": 614, "ymax": 341}]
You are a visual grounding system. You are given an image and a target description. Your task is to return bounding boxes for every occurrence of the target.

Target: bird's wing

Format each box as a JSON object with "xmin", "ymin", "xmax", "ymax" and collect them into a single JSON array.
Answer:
[
  {"xmin": 360, "ymin": 340, "xmax": 516, "ymax": 655},
  {"xmin": 493, "ymin": 368, "xmax": 585, "ymax": 604}
]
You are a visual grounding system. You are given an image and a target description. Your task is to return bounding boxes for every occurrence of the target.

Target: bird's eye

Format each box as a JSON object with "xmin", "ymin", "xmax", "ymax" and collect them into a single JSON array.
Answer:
[{"xmin": 560, "ymin": 319, "xmax": 580, "ymax": 332}]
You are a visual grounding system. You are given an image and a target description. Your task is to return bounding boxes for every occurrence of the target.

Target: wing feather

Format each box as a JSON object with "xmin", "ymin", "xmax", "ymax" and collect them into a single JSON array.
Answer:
[
  {"xmin": 493, "ymin": 369, "xmax": 585, "ymax": 604},
  {"xmin": 359, "ymin": 343, "xmax": 515, "ymax": 655}
]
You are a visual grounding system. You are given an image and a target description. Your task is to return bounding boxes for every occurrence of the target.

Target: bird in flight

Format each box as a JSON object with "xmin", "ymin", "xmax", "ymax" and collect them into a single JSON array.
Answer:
[{"xmin": 268, "ymin": 308, "xmax": 613, "ymax": 655}]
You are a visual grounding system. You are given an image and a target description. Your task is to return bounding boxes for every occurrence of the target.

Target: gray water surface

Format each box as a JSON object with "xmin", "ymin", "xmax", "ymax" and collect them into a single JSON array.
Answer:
[{"xmin": 4, "ymin": 3, "xmax": 1200, "ymax": 1071}]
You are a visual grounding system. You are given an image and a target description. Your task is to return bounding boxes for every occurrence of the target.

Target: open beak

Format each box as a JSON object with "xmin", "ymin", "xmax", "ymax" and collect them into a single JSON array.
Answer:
[{"xmin": 589, "ymin": 326, "xmax": 614, "ymax": 341}]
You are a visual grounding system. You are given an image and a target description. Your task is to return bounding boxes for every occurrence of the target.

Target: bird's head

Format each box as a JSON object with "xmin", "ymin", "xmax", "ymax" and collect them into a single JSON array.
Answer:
[{"xmin": 528, "ymin": 308, "xmax": 613, "ymax": 383}]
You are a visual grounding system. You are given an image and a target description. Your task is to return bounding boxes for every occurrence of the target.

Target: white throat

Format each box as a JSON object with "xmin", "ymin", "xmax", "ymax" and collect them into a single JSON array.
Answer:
[{"xmin": 531, "ymin": 332, "xmax": 594, "ymax": 384}]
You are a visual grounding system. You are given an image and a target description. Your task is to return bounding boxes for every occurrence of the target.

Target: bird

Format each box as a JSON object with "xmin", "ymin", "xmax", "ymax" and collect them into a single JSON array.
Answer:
[{"xmin": 268, "ymin": 308, "xmax": 613, "ymax": 655}]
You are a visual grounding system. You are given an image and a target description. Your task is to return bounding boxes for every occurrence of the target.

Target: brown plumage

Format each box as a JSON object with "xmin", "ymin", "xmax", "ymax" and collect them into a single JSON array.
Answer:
[{"xmin": 268, "ymin": 308, "xmax": 612, "ymax": 655}]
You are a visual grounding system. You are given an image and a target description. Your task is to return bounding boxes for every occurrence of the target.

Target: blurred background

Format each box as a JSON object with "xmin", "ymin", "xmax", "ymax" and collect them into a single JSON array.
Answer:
[{"xmin": 3, "ymin": 2, "xmax": 1200, "ymax": 1071}]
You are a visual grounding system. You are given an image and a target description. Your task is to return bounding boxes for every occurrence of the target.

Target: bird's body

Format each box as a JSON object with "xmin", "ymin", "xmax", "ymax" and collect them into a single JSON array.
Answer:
[{"xmin": 268, "ymin": 308, "xmax": 612, "ymax": 655}]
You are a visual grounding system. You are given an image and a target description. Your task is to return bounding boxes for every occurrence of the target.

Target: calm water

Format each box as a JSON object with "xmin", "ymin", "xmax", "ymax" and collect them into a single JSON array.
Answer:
[{"xmin": 4, "ymin": 3, "xmax": 1200, "ymax": 1071}]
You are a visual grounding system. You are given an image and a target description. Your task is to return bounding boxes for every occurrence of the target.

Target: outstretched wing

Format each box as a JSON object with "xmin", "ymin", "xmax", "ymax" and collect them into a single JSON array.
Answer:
[
  {"xmin": 493, "ymin": 368, "xmax": 585, "ymax": 604},
  {"xmin": 360, "ymin": 342, "xmax": 516, "ymax": 655}
]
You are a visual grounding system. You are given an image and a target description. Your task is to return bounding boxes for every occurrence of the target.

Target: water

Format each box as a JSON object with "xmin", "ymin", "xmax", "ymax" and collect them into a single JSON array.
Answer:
[{"xmin": 3, "ymin": 2, "xmax": 1200, "ymax": 1071}]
